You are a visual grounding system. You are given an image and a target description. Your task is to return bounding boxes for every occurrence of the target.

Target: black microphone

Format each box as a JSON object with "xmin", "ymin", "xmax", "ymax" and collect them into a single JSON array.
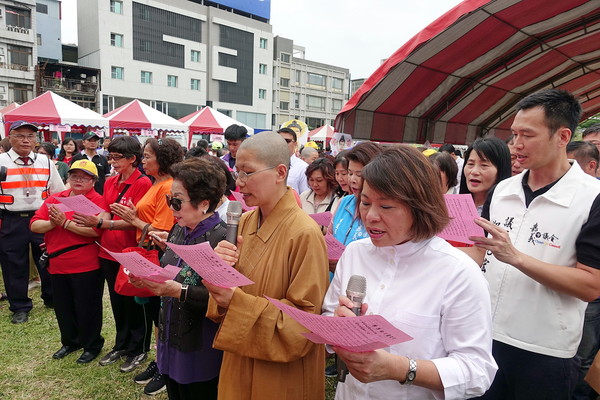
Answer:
[
  {"xmin": 225, "ymin": 201, "xmax": 243, "ymax": 245},
  {"xmin": 338, "ymin": 275, "xmax": 367, "ymax": 383}
]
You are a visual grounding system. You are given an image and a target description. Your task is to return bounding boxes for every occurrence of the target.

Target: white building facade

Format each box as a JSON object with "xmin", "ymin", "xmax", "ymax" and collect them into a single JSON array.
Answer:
[
  {"xmin": 0, "ymin": 0, "xmax": 36, "ymax": 107},
  {"xmin": 272, "ymin": 36, "xmax": 350, "ymax": 131},
  {"xmin": 77, "ymin": 0, "xmax": 273, "ymax": 129},
  {"xmin": 35, "ymin": 0, "xmax": 61, "ymax": 62}
]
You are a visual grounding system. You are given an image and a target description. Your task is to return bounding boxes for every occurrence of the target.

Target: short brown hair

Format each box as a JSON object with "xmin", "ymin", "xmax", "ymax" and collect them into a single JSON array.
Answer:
[
  {"xmin": 362, "ymin": 145, "xmax": 449, "ymax": 241},
  {"xmin": 169, "ymin": 158, "xmax": 225, "ymax": 212},
  {"xmin": 345, "ymin": 142, "xmax": 382, "ymax": 166}
]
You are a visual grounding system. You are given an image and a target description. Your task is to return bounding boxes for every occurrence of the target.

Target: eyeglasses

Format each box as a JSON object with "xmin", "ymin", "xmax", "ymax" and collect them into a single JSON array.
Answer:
[
  {"xmin": 237, "ymin": 166, "xmax": 277, "ymax": 184},
  {"xmin": 11, "ymin": 134, "xmax": 36, "ymax": 141},
  {"xmin": 165, "ymin": 194, "xmax": 191, "ymax": 211},
  {"xmin": 68, "ymin": 174, "xmax": 94, "ymax": 182},
  {"xmin": 283, "ymin": 138, "xmax": 294, "ymax": 144},
  {"xmin": 107, "ymin": 154, "xmax": 125, "ymax": 161}
]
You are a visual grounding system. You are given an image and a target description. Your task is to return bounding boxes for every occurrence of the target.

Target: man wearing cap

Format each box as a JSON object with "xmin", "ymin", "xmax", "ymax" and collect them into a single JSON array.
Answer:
[
  {"xmin": 71, "ymin": 132, "xmax": 110, "ymax": 195},
  {"xmin": 0, "ymin": 121, "xmax": 65, "ymax": 323}
]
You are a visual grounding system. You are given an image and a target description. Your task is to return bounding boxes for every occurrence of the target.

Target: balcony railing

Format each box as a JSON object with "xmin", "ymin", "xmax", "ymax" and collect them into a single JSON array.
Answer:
[
  {"xmin": 0, "ymin": 62, "xmax": 30, "ymax": 71},
  {"xmin": 40, "ymin": 77, "xmax": 98, "ymax": 94},
  {"xmin": 6, "ymin": 25, "xmax": 30, "ymax": 34}
]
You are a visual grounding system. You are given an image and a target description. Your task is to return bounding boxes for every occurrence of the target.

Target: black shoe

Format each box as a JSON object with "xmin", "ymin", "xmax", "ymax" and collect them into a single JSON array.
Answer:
[
  {"xmin": 11, "ymin": 311, "xmax": 28, "ymax": 324},
  {"xmin": 76, "ymin": 350, "xmax": 100, "ymax": 364},
  {"xmin": 134, "ymin": 360, "xmax": 158, "ymax": 384},
  {"xmin": 120, "ymin": 352, "xmax": 147, "ymax": 373},
  {"xmin": 0, "ymin": 292, "xmax": 7, "ymax": 301},
  {"xmin": 325, "ymin": 364, "xmax": 338, "ymax": 377},
  {"xmin": 53, "ymin": 345, "xmax": 81, "ymax": 359},
  {"xmin": 98, "ymin": 349, "xmax": 126, "ymax": 366},
  {"xmin": 144, "ymin": 371, "xmax": 166, "ymax": 396}
]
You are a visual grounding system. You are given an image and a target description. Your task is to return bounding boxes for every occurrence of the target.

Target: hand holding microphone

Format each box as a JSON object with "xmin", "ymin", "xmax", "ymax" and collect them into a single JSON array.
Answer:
[
  {"xmin": 337, "ymin": 275, "xmax": 367, "ymax": 383},
  {"xmin": 214, "ymin": 201, "xmax": 243, "ymax": 266}
]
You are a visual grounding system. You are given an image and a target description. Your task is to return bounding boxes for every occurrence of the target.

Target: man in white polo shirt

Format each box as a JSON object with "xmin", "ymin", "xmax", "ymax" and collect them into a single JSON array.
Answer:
[{"xmin": 465, "ymin": 89, "xmax": 600, "ymax": 399}]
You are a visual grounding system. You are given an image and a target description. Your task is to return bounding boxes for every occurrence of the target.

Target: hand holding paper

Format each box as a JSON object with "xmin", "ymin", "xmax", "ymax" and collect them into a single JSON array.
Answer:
[
  {"xmin": 438, "ymin": 194, "xmax": 485, "ymax": 244},
  {"xmin": 103, "ymin": 247, "xmax": 181, "ymax": 283},
  {"xmin": 267, "ymin": 297, "xmax": 412, "ymax": 352},
  {"xmin": 166, "ymin": 241, "xmax": 253, "ymax": 288},
  {"xmin": 57, "ymin": 194, "xmax": 105, "ymax": 215}
]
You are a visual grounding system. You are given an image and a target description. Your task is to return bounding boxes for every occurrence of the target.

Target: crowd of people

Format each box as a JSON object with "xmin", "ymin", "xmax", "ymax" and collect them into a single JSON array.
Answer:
[{"xmin": 0, "ymin": 88, "xmax": 599, "ymax": 400}]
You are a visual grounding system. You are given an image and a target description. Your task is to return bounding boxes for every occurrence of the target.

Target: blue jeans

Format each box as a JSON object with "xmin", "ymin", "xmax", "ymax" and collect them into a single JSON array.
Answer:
[{"xmin": 573, "ymin": 299, "xmax": 600, "ymax": 400}]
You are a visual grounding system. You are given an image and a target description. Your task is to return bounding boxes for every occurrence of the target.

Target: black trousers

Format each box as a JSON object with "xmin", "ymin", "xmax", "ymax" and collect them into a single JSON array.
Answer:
[
  {"xmin": 165, "ymin": 374, "xmax": 218, "ymax": 400},
  {"xmin": 100, "ymin": 257, "xmax": 149, "ymax": 356},
  {"xmin": 473, "ymin": 340, "xmax": 579, "ymax": 400},
  {"xmin": 0, "ymin": 213, "xmax": 52, "ymax": 313},
  {"xmin": 51, "ymin": 269, "xmax": 104, "ymax": 352}
]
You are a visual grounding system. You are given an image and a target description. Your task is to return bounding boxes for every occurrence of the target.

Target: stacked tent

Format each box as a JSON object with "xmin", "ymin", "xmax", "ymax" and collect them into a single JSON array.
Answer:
[
  {"xmin": 103, "ymin": 99, "xmax": 187, "ymax": 137},
  {"xmin": 3, "ymin": 92, "xmax": 107, "ymax": 138},
  {"xmin": 180, "ymin": 106, "xmax": 253, "ymax": 147}
]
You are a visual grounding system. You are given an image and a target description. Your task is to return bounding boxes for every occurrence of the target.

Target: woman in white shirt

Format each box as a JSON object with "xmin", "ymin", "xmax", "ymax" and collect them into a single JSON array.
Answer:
[
  {"xmin": 322, "ymin": 145, "xmax": 497, "ymax": 400},
  {"xmin": 300, "ymin": 158, "xmax": 341, "ymax": 215}
]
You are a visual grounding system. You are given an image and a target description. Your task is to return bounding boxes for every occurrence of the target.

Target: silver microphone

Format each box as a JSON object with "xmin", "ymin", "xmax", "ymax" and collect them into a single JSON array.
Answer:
[
  {"xmin": 338, "ymin": 275, "xmax": 367, "ymax": 383},
  {"xmin": 225, "ymin": 201, "xmax": 243, "ymax": 244}
]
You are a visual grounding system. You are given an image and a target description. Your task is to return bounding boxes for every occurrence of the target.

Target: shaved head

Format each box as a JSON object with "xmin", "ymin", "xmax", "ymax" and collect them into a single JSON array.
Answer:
[{"xmin": 238, "ymin": 131, "xmax": 290, "ymax": 170}]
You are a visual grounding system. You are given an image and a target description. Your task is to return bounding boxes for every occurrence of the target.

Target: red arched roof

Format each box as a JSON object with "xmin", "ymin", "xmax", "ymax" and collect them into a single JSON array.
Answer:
[{"xmin": 335, "ymin": 0, "xmax": 600, "ymax": 144}]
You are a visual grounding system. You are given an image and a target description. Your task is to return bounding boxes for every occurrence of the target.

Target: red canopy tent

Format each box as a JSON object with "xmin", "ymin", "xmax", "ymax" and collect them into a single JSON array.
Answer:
[
  {"xmin": 104, "ymin": 99, "xmax": 187, "ymax": 137},
  {"xmin": 308, "ymin": 125, "xmax": 335, "ymax": 142},
  {"xmin": 335, "ymin": 0, "xmax": 600, "ymax": 145},
  {"xmin": 180, "ymin": 106, "xmax": 253, "ymax": 147},
  {"xmin": 3, "ymin": 92, "xmax": 107, "ymax": 139}
]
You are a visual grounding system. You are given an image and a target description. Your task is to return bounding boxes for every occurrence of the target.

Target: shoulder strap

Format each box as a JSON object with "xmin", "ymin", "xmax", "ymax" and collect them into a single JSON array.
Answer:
[
  {"xmin": 48, "ymin": 242, "xmax": 93, "ymax": 258},
  {"xmin": 325, "ymin": 195, "xmax": 337, "ymax": 212}
]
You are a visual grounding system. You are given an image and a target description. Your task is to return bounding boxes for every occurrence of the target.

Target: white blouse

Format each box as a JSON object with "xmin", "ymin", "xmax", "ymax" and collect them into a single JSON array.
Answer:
[
  {"xmin": 322, "ymin": 237, "xmax": 497, "ymax": 400},
  {"xmin": 299, "ymin": 190, "xmax": 341, "ymax": 215}
]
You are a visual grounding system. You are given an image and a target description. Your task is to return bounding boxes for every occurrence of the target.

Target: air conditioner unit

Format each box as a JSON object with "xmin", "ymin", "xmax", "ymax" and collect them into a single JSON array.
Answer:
[{"xmin": 0, "ymin": 95, "xmax": 5, "ymax": 100}]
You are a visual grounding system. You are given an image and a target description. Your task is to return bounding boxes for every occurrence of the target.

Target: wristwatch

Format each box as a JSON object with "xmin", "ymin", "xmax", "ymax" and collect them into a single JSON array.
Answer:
[{"xmin": 401, "ymin": 358, "xmax": 417, "ymax": 385}]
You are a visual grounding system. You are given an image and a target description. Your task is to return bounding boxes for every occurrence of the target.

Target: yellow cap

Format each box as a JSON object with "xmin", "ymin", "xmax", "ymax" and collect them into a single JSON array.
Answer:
[
  {"xmin": 69, "ymin": 159, "xmax": 98, "ymax": 177},
  {"xmin": 305, "ymin": 141, "xmax": 319, "ymax": 149},
  {"xmin": 422, "ymin": 149, "xmax": 437, "ymax": 157}
]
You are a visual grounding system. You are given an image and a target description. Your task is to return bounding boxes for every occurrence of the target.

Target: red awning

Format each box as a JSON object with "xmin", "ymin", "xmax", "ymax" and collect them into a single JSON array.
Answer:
[{"xmin": 335, "ymin": 0, "xmax": 600, "ymax": 145}]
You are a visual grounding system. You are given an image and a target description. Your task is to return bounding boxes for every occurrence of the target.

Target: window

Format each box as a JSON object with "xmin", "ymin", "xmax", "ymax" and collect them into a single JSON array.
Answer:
[
  {"xmin": 258, "ymin": 89, "xmax": 266, "ymax": 99},
  {"xmin": 36, "ymin": 3, "xmax": 48, "ymax": 14},
  {"xmin": 110, "ymin": 0, "xmax": 123, "ymax": 14},
  {"xmin": 191, "ymin": 50, "xmax": 200, "ymax": 62},
  {"xmin": 307, "ymin": 95, "xmax": 325, "ymax": 111},
  {"xmin": 111, "ymin": 66, "xmax": 124, "ymax": 80},
  {"xmin": 110, "ymin": 33, "xmax": 123, "ymax": 47},
  {"xmin": 258, "ymin": 64, "xmax": 267, "ymax": 75},
  {"xmin": 139, "ymin": 40, "xmax": 151, "ymax": 52},
  {"xmin": 8, "ymin": 45, "xmax": 32, "ymax": 66},
  {"xmin": 140, "ymin": 71, "xmax": 152, "ymax": 84},
  {"xmin": 36, "ymin": 34, "xmax": 42, "ymax": 46},
  {"xmin": 332, "ymin": 77, "xmax": 343, "ymax": 91},
  {"xmin": 6, "ymin": 6, "xmax": 31, "ymax": 29},
  {"xmin": 332, "ymin": 99, "xmax": 343, "ymax": 112},
  {"xmin": 9, "ymin": 83, "xmax": 33, "ymax": 103},
  {"xmin": 167, "ymin": 75, "xmax": 178, "ymax": 87},
  {"xmin": 280, "ymin": 78, "xmax": 289, "ymax": 87},
  {"xmin": 294, "ymin": 93, "xmax": 300, "ymax": 109},
  {"xmin": 295, "ymin": 70, "xmax": 301, "ymax": 84},
  {"xmin": 259, "ymin": 38, "xmax": 268, "ymax": 49},
  {"xmin": 139, "ymin": 7, "xmax": 150, "ymax": 20},
  {"xmin": 190, "ymin": 79, "xmax": 200, "ymax": 91},
  {"xmin": 307, "ymin": 73, "xmax": 326, "ymax": 87},
  {"xmin": 280, "ymin": 52, "xmax": 291, "ymax": 63},
  {"xmin": 280, "ymin": 101, "xmax": 289, "ymax": 111}
]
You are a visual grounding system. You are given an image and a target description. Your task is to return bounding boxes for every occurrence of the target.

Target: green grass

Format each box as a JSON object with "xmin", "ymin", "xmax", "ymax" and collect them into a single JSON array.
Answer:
[{"xmin": 0, "ymin": 281, "xmax": 337, "ymax": 399}]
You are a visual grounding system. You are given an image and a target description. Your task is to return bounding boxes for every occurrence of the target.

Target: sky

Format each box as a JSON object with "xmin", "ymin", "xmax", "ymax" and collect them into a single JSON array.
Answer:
[{"xmin": 60, "ymin": 0, "xmax": 463, "ymax": 79}]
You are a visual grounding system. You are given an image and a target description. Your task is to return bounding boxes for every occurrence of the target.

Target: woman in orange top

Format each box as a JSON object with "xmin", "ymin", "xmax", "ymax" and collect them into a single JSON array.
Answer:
[{"xmin": 111, "ymin": 137, "xmax": 184, "ymax": 396}]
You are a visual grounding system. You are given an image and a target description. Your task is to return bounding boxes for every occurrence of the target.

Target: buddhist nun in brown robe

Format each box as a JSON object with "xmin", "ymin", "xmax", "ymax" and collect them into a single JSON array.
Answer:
[{"xmin": 205, "ymin": 131, "xmax": 329, "ymax": 400}]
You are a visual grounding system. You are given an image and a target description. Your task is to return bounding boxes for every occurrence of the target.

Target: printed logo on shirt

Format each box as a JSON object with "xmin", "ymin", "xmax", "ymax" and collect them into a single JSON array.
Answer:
[{"xmin": 528, "ymin": 223, "xmax": 560, "ymax": 248}]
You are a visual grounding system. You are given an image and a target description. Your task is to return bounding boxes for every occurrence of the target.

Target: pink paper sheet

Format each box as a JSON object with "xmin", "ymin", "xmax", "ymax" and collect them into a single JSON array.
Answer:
[
  {"xmin": 103, "ymin": 248, "xmax": 180, "ymax": 283},
  {"xmin": 325, "ymin": 233, "xmax": 346, "ymax": 260},
  {"xmin": 56, "ymin": 194, "xmax": 105, "ymax": 215},
  {"xmin": 438, "ymin": 194, "xmax": 485, "ymax": 244},
  {"xmin": 166, "ymin": 241, "xmax": 254, "ymax": 288},
  {"xmin": 266, "ymin": 297, "xmax": 412, "ymax": 352},
  {"xmin": 309, "ymin": 211, "xmax": 332, "ymax": 227},
  {"xmin": 231, "ymin": 191, "xmax": 256, "ymax": 212}
]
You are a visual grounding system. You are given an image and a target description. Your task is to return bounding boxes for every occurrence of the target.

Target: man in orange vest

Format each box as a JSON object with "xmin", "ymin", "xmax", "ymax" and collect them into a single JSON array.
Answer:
[{"xmin": 0, "ymin": 121, "xmax": 65, "ymax": 323}]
